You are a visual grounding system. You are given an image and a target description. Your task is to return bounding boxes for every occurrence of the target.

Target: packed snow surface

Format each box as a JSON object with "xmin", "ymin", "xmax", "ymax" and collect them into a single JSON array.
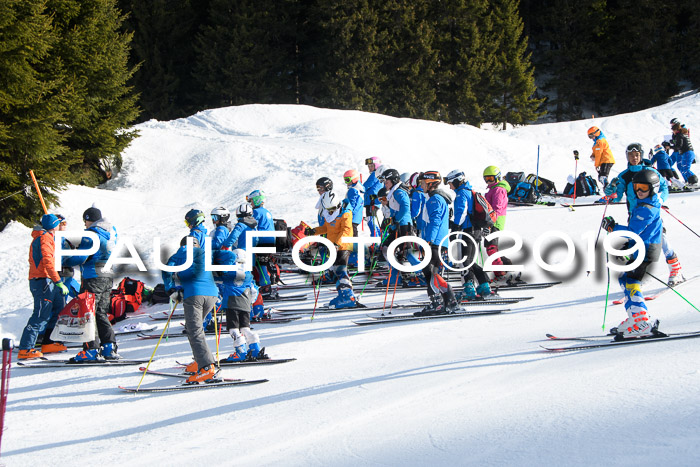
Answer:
[{"xmin": 2, "ymin": 94, "xmax": 700, "ymax": 465}]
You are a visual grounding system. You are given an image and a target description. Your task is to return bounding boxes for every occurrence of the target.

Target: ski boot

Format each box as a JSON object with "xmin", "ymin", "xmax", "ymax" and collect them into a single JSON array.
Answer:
[
  {"xmin": 18, "ymin": 348, "xmax": 43, "ymax": 360},
  {"xmin": 613, "ymin": 311, "xmax": 656, "ymax": 340},
  {"xmin": 414, "ymin": 294, "xmax": 444, "ymax": 317},
  {"xmin": 476, "ymin": 282, "xmax": 493, "ymax": 300},
  {"xmin": 40, "ymin": 342, "xmax": 67, "ymax": 354},
  {"xmin": 442, "ymin": 290, "xmax": 460, "ymax": 314},
  {"xmin": 260, "ymin": 284, "xmax": 279, "ymax": 300},
  {"xmin": 224, "ymin": 343, "xmax": 248, "ymax": 362},
  {"xmin": 328, "ymin": 288, "xmax": 358, "ymax": 309},
  {"xmin": 667, "ymin": 256, "xmax": 685, "ymax": 286},
  {"xmin": 246, "ymin": 342, "xmax": 269, "ymax": 360},
  {"xmin": 70, "ymin": 348, "xmax": 104, "ymax": 363},
  {"xmin": 100, "ymin": 343, "xmax": 121, "ymax": 360},
  {"xmin": 185, "ymin": 364, "xmax": 219, "ymax": 384},
  {"xmin": 459, "ymin": 280, "xmax": 477, "ymax": 301}
]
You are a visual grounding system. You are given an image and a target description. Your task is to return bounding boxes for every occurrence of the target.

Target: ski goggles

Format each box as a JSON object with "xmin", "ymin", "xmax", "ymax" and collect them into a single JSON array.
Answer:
[
  {"xmin": 483, "ymin": 175, "xmax": 496, "ymax": 184},
  {"xmin": 211, "ymin": 214, "xmax": 220, "ymax": 222},
  {"xmin": 364, "ymin": 158, "xmax": 375, "ymax": 165},
  {"xmin": 344, "ymin": 176, "xmax": 355, "ymax": 184},
  {"xmin": 633, "ymin": 183, "xmax": 651, "ymax": 193}
]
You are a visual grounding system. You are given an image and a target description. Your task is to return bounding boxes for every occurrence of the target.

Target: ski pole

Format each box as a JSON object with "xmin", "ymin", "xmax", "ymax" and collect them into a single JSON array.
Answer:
[
  {"xmin": 587, "ymin": 193, "xmax": 618, "ymax": 276},
  {"xmin": 661, "ymin": 206, "xmax": 700, "ymax": 239},
  {"xmin": 646, "ymin": 272, "xmax": 700, "ymax": 313},
  {"xmin": 135, "ymin": 298, "xmax": 179, "ymax": 391},
  {"xmin": 29, "ymin": 170, "xmax": 48, "ymax": 214},
  {"xmin": 535, "ymin": 145, "xmax": 541, "ymax": 201},
  {"xmin": 572, "ymin": 150, "xmax": 579, "ymax": 209},
  {"xmin": 1, "ymin": 338, "xmax": 14, "ymax": 458},
  {"xmin": 601, "ymin": 252, "xmax": 611, "ymax": 331}
]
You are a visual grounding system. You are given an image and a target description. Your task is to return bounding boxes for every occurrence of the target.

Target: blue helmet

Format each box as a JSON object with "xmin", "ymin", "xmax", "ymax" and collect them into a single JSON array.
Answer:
[{"xmin": 185, "ymin": 209, "xmax": 205, "ymax": 228}]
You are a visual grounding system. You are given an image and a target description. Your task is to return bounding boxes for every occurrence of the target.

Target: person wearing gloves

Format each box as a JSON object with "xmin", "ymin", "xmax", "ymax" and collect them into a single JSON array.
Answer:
[
  {"xmin": 17, "ymin": 214, "xmax": 70, "ymax": 359},
  {"xmin": 163, "ymin": 236, "xmax": 220, "ymax": 384}
]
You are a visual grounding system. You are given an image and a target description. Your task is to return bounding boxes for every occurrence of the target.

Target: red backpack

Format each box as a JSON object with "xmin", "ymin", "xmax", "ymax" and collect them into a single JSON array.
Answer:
[
  {"xmin": 471, "ymin": 190, "xmax": 497, "ymax": 228},
  {"xmin": 290, "ymin": 221, "xmax": 310, "ymax": 251},
  {"xmin": 108, "ymin": 277, "xmax": 145, "ymax": 323}
]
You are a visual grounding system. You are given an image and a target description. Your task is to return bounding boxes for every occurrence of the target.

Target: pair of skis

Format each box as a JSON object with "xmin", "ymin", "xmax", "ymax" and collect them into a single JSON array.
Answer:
[{"xmin": 541, "ymin": 330, "xmax": 700, "ymax": 351}]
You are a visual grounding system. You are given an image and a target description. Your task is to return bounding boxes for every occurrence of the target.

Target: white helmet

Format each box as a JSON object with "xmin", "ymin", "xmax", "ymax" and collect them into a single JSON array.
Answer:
[
  {"xmin": 400, "ymin": 172, "xmax": 411, "ymax": 184},
  {"xmin": 235, "ymin": 203, "xmax": 253, "ymax": 217},
  {"xmin": 320, "ymin": 191, "xmax": 339, "ymax": 210},
  {"xmin": 210, "ymin": 206, "xmax": 230, "ymax": 223}
]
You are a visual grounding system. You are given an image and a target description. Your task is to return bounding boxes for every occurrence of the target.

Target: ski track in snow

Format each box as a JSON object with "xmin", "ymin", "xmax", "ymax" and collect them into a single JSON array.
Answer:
[{"xmin": 3, "ymin": 96, "xmax": 700, "ymax": 464}]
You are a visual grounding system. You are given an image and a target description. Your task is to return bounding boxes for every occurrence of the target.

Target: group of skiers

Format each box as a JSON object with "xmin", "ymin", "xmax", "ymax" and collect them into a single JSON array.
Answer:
[
  {"xmin": 16, "ymin": 118, "xmax": 695, "ymax": 382},
  {"xmin": 587, "ymin": 117, "xmax": 697, "ymax": 190}
]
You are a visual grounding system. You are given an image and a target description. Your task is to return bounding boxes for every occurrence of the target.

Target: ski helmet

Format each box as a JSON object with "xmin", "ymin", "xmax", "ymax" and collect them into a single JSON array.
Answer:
[
  {"xmin": 210, "ymin": 206, "xmax": 230, "ymax": 223},
  {"xmin": 235, "ymin": 203, "xmax": 253, "ymax": 218},
  {"xmin": 320, "ymin": 191, "xmax": 339, "ymax": 210},
  {"xmin": 670, "ymin": 118, "xmax": 680, "ymax": 126},
  {"xmin": 632, "ymin": 169, "xmax": 660, "ymax": 196},
  {"xmin": 343, "ymin": 169, "xmax": 360, "ymax": 185},
  {"xmin": 409, "ymin": 172, "xmax": 422, "ymax": 189},
  {"xmin": 316, "ymin": 176, "xmax": 333, "ymax": 192},
  {"xmin": 626, "ymin": 142, "xmax": 643, "ymax": 156},
  {"xmin": 377, "ymin": 187, "xmax": 388, "ymax": 200},
  {"xmin": 587, "ymin": 126, "xmax": 601, "ymax": 138},
  {"xmin": 185, "ymin": 209, "xmax": 205, "ymax": 228},
  {"xmin": 483, "ymin": 165, "xmax": 501, "ymax": 178},
  {"xmin": 444, "ymin": 170, "xmax": 466, "ymax": 187},
  {"xmin": 662, "ymin": 140, "xmax": 672, "ymax": 149},
  {"xmin": 382, "ymin": 168, "xmax": 400, "ymax": 185},
  {"xmin": 400, "ymin": 172, "xmax": 411, "ymax": 184},
  {"xmin": 653, "ymin": 144, "xmax": 664, "ymax": 155},
  {"xmin": 419, "ymin": 171, "xmax": 442, "ymax": 190},
  {"xmin": 247, "ymin": 190, "xmax": 265, "ymax": 208},
  {"xmin": 364, "ymin": 156, "xmax": 382, "ymax": 167}
]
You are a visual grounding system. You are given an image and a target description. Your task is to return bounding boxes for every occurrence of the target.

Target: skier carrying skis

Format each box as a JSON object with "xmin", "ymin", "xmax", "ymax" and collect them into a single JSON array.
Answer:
[
  {"xmin": 17, "ymin": 214, "xmax": 70, "ymax": 360},
  {"xmin": 601, "ymin": 170, "xmax": 663, "ymax": 339},
  {"xmin": 185, "ymin": 209, "xmax": 207, "ymax": 248},
  {"xmin": 670, "ymin": 119, "xmax": 698, "ymax": 186},
  {"xmin": 445, "ymin": 170, "xmax": 492, "ymax": 300},
  {"xmin": 483, "ymin": 166, "xmax": 514, "ymax": 282},
  {"xmin": 414, "ymin": 171, "xmax": 459, "ymax": 316},
  {"xmin": 588, "ymin": 126, "xmax": 615, "ymax": 188},
  {"xmin": 210, "ymin": 207, "xmax": 232, "ymax": 250},
  {"xmin": 305, "ymin": 191, "xmax": 357, "ymax": 308},
  {"xmin": 212, "ymin": 248, "xmax": 267, "ymax": 362},
  {"xmin": 343, "ymin": 169, "xmax": 365, "ymax": 236},
  {"xmin": 64, "ymin": 207, "xmax": 120, "ymax": 362},
  {"xmin": 163, "ymin": 236, "xmax": 220, "ymax": 383},
  {"xmin": 605, "ymin": 143, "xmax": 683, "ymax": 285}
]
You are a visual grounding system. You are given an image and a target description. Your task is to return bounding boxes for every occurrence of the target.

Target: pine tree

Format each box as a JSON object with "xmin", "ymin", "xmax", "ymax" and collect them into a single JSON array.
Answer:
[
  {"xmin": 376, "ymin": 0, "xmax": 439, "ymax": 120},
  {"xmin": 486, "ymin": 0, "xmax": 544, "ymax": 128},
  {"xmin": 120, "ymin": 0, "xmax": 208, "ymax": 122},
  {"xmin": 194, "ymin": 0, "xmax": 298, "ymax": 108},
  {"xmin": 46, "ymin": 0, "xmax": 139, "ymax": 185},
  {"xmin": 0, "ymin": 0, "xmax": 69, "ymax": 229},
  {"xmin": 432, "ymin": 0, "xmax": 494, "ymax": 125}
]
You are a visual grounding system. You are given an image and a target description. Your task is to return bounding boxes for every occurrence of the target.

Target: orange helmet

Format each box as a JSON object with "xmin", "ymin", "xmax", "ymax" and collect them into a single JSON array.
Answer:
[
  {"xmin": 419, "ymin": 170, "xmax": 442, "ymax": 190},
  {"xmin": 343, "ymin": 169, "xmax": 360, "ymax": 185},
  {"xmin": 587, "ymin": 126, "xmax": 600, "ymax": 138}
]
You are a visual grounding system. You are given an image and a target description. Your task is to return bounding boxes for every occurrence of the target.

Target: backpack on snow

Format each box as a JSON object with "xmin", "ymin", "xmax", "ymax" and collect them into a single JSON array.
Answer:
[
  {"xmin": 525, "ymin": 174, "xmax": 557, "ymax": 194},
  {"xmin": 290, "ymin": 221, "xmax": 311, "ymax": 252},
  {"xmin": 108, "ymin": 277, "xmax": 145, "ymax": 323},
  {"xmin": 150, "ymin": 283, "xmax": 170, "ymax": 304},
  {"xmin": 273, "ymin": 218, "xmax": 291, "ymax": 252},
  {"xmin": 504, "ymin": 172, "xmax": 525, "ymax": 194},
  {"xmin": 471, "ymin": 191, "xmax": 497, "ymax": 228},
  {"xmin": 508, "ymin": 182, "xmax": 537, "ymax": 203}
]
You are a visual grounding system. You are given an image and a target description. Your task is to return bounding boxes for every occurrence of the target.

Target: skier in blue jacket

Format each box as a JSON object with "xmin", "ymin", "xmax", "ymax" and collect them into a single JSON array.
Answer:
[
  {"xmin": 445, "ymin": 170, "xmax": 492, "ymax": 300},
  {"xmin": 343, "ymin": 169, "xmax": 365, "ymax": 236},
  {"xmin": 363, "ymin": 156, "xmax": 383, "ymax": 237},
  {"xmin": 247, "ymin": 189, "xmax": 276, "ymax": 296},
  {"xmin": 210, "ymin": 207, "xmax": 232, "ymax": 250},
  {"xmin": 414, "ymin": 171, "xmax": 459, "ymax": 316},
  {"xmin": 212, "ymin": 249, "xmax": 266, "ymax": 362},
  {"xmin": 163, "ymin": 236, "xmax": 219, "ymax": 384},
  {"xmin": 601, "ymin": 170, "xmax": 663, "ymax": 340},
  {"xmin": 185, "ymin": 209, "xmax": 207, "ymax": 248},
  {"xmin": 223, "ymin": 204, "xmax": 258, "ymax": 250},
  {"xmin": 606, "ymin": 143, "xmax": 683, "ymax": 285}
]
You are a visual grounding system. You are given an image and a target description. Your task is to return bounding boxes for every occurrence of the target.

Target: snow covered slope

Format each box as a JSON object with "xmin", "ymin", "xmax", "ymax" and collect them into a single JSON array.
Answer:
[{"xmin": 2, "ymin": 95, "xmax": 700, "ymax": 465}]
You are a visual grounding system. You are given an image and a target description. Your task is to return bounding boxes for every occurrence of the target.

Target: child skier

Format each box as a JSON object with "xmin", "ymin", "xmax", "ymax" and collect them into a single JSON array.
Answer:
[
  {"xmin": 483, "ymin": 166, "xmax": 514, "ymax": 282},
  {"xmin": 601, "ymin": 170, "xmax": 663, "ymax": 339},
  {"xmin": 210, "ymin": 207, "xmax": 232, "ymax": 250},
  {"xmin": 343, "ymin": 169, "xmax": 365, "ymax": 236}
]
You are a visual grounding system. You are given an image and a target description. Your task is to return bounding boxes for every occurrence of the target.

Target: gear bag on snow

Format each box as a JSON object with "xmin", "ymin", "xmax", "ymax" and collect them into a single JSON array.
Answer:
[
  {"xmin": 150, "ymin": 283, "xmax": 170, "ymax": 304},
  {"xmin": 564, "ymin": 172, "xmax": 600, "ymax": 197},
  {"xmin": 471, "ymin": 191, "xmax": 497, "ymax": 228},
  {"xmin": 524, "ymin": 174, "xmax": 557, "ymax": 194},
  {"xmin": 508, "ymin": 182, "xmax": 537, "ymax": 203},
  {"xmin": 504, "ymin": 172, "xmax": 525, "ymax": 194},
  {"xmin": 50, "ymin": 291, "xmax": 96, "ymax": 343},
  {"xmin": 273, "ymin": 218, "xmax": 291, "ymax": 252},
  {"xmin": 290, "ymin": 221, "xmax": 311, "ymax": 251}
]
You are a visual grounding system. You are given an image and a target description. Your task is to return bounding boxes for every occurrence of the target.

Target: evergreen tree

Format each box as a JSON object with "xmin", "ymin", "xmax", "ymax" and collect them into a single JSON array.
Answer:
[
  {"xmin": 46, "ymin": 0, "xmax": 140, "ymax": 185},
  {"xmin": 0, "ymin": 0, "xmax": 69, "ymax": 229},
  {"xmin": 313, "ymin": 0, "xmax": 385, "ymax": 112},
  {"xmin": 486, "ymin": 0, "xmax": 544, "ymax": 128},
  {"xmin": 432, "ymin": 0, "xmax": 494, "ymax": 125},
  {"xmin": 194, "ymin": 0, "xmax": 298, "ymax": 108},
  {"xmin": 376, "ymin": 0, "xmax": 439, "ymax": 120},
  {"xmin": 119, "ymin": 0, "xmax": 208, "ymax": 122}
]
